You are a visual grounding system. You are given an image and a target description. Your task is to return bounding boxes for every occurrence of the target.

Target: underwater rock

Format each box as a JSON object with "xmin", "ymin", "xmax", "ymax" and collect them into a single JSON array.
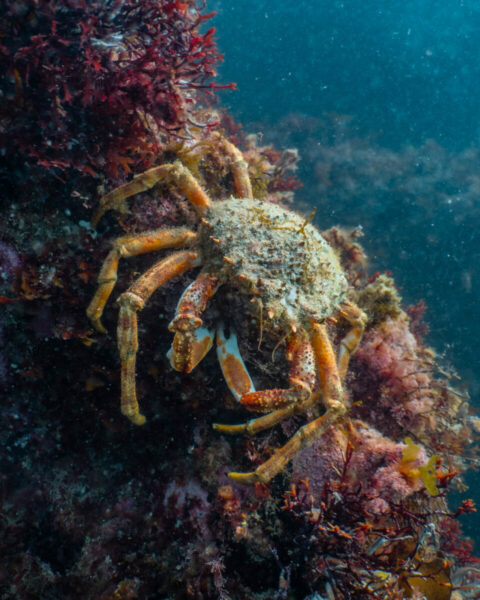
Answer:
[{"xmin": 0, "ymin": 2, "xmax": 479, "ymax": 599}]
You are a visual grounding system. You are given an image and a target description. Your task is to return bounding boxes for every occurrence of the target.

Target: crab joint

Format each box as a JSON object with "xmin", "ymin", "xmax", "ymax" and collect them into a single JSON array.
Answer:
[{"xmin": 168, "ymin": 314, "xmax": 203, "ymax": 332}]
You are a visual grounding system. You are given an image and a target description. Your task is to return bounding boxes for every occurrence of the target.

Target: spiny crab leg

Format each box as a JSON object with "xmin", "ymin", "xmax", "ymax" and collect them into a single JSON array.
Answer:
[
  {"xmin": 211, "ymin": 132, "xmax": 253, "ymax": 199},
  {"xmin": 240, "ymin": 329, "xmax": 316, "ymax": 413},
  {"xmin": 226, "ymin": 323, "xmax": 346, "ymax": 485},
  {"xmin": 217, "ymin": 303, "xmax": 366, "ymax": 428},
  {"xmin": 214, "ymin": 392, "xmax": 321, "ymax": 437},
  {"xmin": 216, "ymin": 324, "xmax": 256, "ymax": 402},
  {"xmin": 213, "ymin": 328, "xmax": 316, "ymax": 434},
  {"xmin": 167, "ymin": 272, "xmax": 222, "ymax": 373},
  {"xmin": 310, "ymin": 322, "xmax": 345, "ymax": 416},
  {"xmin": 92, "ymin": 160, "xmax": 212, "ymax": 226},
  {"xmin": 87, "ymin": 228, "xmax": 197, "ymax": 333},
  {"xmin": 117, "ymin": 250, "xmax": 201, "ymax": 426},
  {"xmin": 213, "ymin": 327, "xmax": 319, "ymax": 434},
  {"xmin": 337, "ymin": 301, "xmax": 367, "ymax": 380}
]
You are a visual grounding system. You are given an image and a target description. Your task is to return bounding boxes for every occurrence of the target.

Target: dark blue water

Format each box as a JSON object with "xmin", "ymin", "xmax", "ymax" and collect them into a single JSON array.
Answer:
[
  {"xmin": 212, "ymin": 0, "xmax": 480, "ymax": 536},
  {"xmin": 213, "ymin": 0, "xmax": 480, "ymax": 149}
]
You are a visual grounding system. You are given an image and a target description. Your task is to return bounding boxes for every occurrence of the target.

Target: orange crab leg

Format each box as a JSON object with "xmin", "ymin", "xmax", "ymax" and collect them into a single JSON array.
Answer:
[
  {"xmin": 117, "ymin": 250, "xmax": 201, "ymax": 426},
  {"xmin": 228, "ymin": 323, "xmax": 346, "ymax": 484},
  {"xmin": 167, "ymin": 272, "xmax": 222, "ymax": 373},
  {"xmin": 337, "ymin": 302, "xmax": 367, "ymax": 380},
  {"xmin": 212, "ymin": 132, "xmax": 253, "ymax": 199},
  {"xmin": 92, "ymin": 161, "xmax": 212, "ymax": 225},
  {"xmin": 309, "ymin": 322, "xmax": 345, "ymax": 411},
  {"xmin": 214, "ymin": 391, "xmax": 320, "ymax": 436},
  {"xmin": 87, "ymin": 228, "xmax": 197, "ymax": 333},
  {"xmin": 214, "ymin": 308, "xmax": 360, "ymax": 437},
  {"xmin": 213, "ymin": 329, "xmax": 316, "ymax": 428},
  {"xmin": 216, "ymin": 324, "xmax": 256, "ymax": 402},
  {"xmin": 213, "ymin": 408, "xmax": 294, "ymax": 437},
  {"xmin": 238, "ymin": 330, "xmax": 316, "ymax": 413}
]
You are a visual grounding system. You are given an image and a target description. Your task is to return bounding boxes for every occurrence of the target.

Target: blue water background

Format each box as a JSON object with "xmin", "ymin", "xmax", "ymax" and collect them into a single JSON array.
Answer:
[{"xmin": 212, "ymin": 0, "xmax": 480, "ymax": 538}]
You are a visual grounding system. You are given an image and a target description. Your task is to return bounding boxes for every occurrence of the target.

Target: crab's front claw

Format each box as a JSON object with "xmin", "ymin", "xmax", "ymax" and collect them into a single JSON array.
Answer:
[
  {"xmin": 167, "ymin": 325, "xmax": 215, "ymax": 373},
  {"xmin": 166, "ymin": 272, "xmax": 221, "ymax": 373},
  {"xmin": 216, "ymin": 324, "xmax": 255, "ymax": 402}
]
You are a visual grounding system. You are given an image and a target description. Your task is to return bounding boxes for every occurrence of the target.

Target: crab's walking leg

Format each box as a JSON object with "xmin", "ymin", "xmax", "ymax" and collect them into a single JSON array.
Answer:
[
  {"xmin": 229, "ymin": 323, "xmax": 346, "ymax": 484},
  {"xmin": 337, "ymin": 302, "xmax": 367, "ymax": 380},
  {"xmin": 212, "ymin": 133, "xmax": 253, "ymax": 199},
  {"xmin": 213, "ymin": 329, "xmax": 316, "ymax": 430},
  {"xmin": 214, "ymin": 392, "xmax": 320, "ymax": 436},
  {"xmin": 216, "ymin": 324, "xmax": 256, "ymax": 402},
  {"xmin": 167, "ymin": 272, "xmax": 222, "ymax": 373},
  {"xmin": 87, "ymin": 228, "xmax": 197, "ymax": 333},
  {"xmin": 92, "ymin": 161, "xmax": 212, "ymax": 225},
  {"xmin": 117, "ymin": 250, "xmax": 201, "ymax": 425},
  {"xmin": 242, "ymin": 330, "xmax": 316, "ymax": 413}
]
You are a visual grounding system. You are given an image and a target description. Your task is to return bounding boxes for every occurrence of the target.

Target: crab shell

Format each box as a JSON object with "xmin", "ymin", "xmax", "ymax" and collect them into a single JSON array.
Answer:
[{"xmin": 199, "ymin": 197, "xmax": 348, "ymax": 327}]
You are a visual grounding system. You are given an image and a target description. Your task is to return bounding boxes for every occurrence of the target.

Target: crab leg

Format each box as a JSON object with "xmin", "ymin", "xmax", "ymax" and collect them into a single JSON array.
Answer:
[
  {"xmin": 216, "ymin": 324, "xmax": 256, "ymax": 402},
  {"xmin": 167, "ymin": 272, "xmax": 222, "ymax": 373},
  {"xmin": 87, "ymin": 228, "xmax": 197, "ymax": 333},
  {"xmin": 213, "ymin": 329, "xmax": 316, "ymax": 432},
  {"xmin": 228, "ymin": 323, "xmax": 346, "ymax": 484},
  {"xmin": 117, "ymin": 250, "xmax": 201, "ymax": 426},
  {"xmin": 92, "ymin": 161, "xmax": 212, "ymax": 225},
  {"xmin": 242, "ymin": 330, "xmax": 316, "ymax": 413},
  {"xmin": 337, "ymin": 302, "xmax": 367, "ymax": 380},
  {"xmin": 214, "ymin": 392, "xmax": 321, "ymax": 436},
  {"xmin": 215, "ymin": 308, "xmax": 360, "ymax": 437},
  {"xmin": 212, "ymin": 132, "xmax": 253, "ymax": 199}
]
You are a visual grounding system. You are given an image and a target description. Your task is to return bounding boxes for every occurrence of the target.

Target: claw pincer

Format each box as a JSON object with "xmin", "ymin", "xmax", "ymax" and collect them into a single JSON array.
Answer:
[{"xmin": 167, "ymin": 273, "xmax": 220, "ymax": 373}]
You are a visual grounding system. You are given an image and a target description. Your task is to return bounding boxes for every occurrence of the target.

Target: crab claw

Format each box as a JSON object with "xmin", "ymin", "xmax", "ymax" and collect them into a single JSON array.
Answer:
[
  {"xmin": 216, "ymin": 324, "xmax": 255, "ymax": 402},
  {"xmin": 167, "ymin": 326, "xmax": 215, "ymax": 373}
]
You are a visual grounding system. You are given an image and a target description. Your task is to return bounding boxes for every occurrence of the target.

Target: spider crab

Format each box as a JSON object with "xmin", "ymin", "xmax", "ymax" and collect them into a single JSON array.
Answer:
[{"xmin": 87, "ymin": 133, "xmax": 367, "ymax": 484}]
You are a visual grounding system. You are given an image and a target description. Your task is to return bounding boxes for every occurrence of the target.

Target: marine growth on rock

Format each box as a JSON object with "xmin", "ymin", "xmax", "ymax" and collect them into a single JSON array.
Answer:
[{"xmin": 0, "ymin": 2, "xmax": 479, "ymax": 599}]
